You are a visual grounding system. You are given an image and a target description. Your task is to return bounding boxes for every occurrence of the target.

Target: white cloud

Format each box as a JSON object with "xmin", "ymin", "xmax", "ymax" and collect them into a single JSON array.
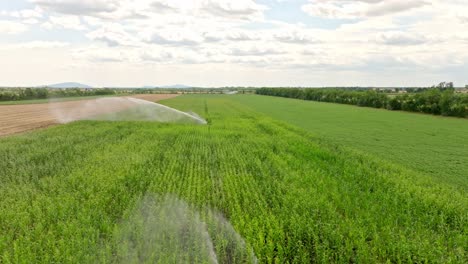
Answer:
[
  {"xmin": 375, "ymin": 31, "xmax": 428, "ymax": 46},
  {"xmin": 225, "ymin": 30, "xmax": 260, "ymax": 41},
  {"xmin": 0, "ymin": 0, "xmax": 466, "ymax": 86},
  {"xmin": 302, "ymin": 0, "xmax": 429, "ymax": 19},
  {"xmin": 202, "ymin": 29, "xmax": 260, "ymax": 42},
  {"xmin": 149, "ymin": 0, "xmax": 179, "ymax": 13},
  {"xmin": 9, "ymin": 7, "xmax": 43, "ymax": 19},
  {"xmin": 30, "ymin": 0, "xmax": 119, "ymax": 15},
  {"xmin": 0, "ymin": 20, "xmax": 28, "ymax": 34},
  {"xmin": 41, "ymin": 15, "xmax": 86, "ymax": 30},
  {"xmin": 0, "ymin": 41, "xmax": 70, "ymax": 51},
  {"xmin": 366, "ymin": 1, "xmax": 429, "ymax": 17},
  {"xmin": 19, "ymin": 41, "xmax": 70, "ymax": 48},
  {"xmin": 229, "ymin": 45, "xmax": 286, "ymax": 56},
  {"xmin": 140, "ymin": 50, "xmax": 175, "ymax": 63},
  {"xmin": 72, "ymin": 46, "xmax": 129, "ymax": 62},
  {"xmin": 0, "ymin": 7, "xmax": 43, "ymax": 25},
  {"xmin": 199, "ymin": 0, "xmax": 267, "ymax": 20},
  {"xmin": 458, "ymin": 15, "xmax": 468, "ymax": 23},
  {"xmin": 30, "ymin": 0, "xmax": 267, "ymax": 21},
  {"xmin": 274, "ymin": 30, "xmax": 320, "ymax": 44},
  {"xmin": 143, "ymin": 28, "xmax": 204, "ymax": 46},
  {"xmin": 86, "ymin": 23, "xmax": 135, "ymax": 46},
  {"xmin": 302, "ymin": 1, "xmax": 363, "ymax": 19}
]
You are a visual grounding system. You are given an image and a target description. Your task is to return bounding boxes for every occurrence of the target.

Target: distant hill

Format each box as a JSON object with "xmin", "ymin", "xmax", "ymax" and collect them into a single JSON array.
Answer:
[{"xmin": 45, "ymin": 82, "xmax": 93, "ymax": 89}]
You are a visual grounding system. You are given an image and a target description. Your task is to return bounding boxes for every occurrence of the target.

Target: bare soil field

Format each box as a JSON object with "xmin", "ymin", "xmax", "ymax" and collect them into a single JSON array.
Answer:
[{"xmin": 0, "ymin": 94, "xmax": 178, "ymax": 137}]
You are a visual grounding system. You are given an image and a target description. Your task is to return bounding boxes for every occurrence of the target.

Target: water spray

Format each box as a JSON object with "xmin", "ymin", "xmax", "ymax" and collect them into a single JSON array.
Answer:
[
  {"xmin": 113, "ymin": 194, "xmax": 257, "ymax": 263},
  {"xmin": 48, "ymin": 97, "xmax": 207, "ymax": 125}
]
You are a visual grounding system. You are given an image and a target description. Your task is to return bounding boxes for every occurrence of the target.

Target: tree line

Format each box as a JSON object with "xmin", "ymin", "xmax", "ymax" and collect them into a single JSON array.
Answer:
[
  {"xmin": 0, "ymin": 87, "xmax": 256, "ymax": 102},
  {"xmin": 0, "ymin": 88, "xmax": 117, "ymax": 101},
  {"xmin": 256, "ymin": 88, "xmax": 467, "ymax": 118}
]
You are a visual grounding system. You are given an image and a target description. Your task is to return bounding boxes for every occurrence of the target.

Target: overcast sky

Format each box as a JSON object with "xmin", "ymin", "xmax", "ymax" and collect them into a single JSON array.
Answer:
[{"xmin": 0, "ymin": 0, "xmax": 467, "ymax": 87}]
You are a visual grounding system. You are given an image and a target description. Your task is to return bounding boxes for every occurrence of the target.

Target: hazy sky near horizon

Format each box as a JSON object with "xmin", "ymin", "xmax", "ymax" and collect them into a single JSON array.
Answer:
[{"xmin": 0, "ymin": 0, "xmax": 467, "ymax": 87}]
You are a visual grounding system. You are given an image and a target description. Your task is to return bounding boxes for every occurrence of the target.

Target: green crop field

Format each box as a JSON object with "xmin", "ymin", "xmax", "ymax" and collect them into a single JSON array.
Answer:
[
  {"xmin": 227, "ymin": 94, "xmax": 468, "ymax": 190},
  {"xmin": 0, "ymin": 95, "xmax": 466, "ymax": 263}
]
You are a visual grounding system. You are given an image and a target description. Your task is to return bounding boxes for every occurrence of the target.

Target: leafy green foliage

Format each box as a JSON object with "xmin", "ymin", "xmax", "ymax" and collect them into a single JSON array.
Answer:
[
  {"xmin": 0, "ymin": 95, "xmax": 466, "ymax": 263},
  {"xmin": 256, "ymin": 88, "xmax": 468, "ymax": 117},
  {"xmin": 0, "ymin": 88, "xmax": 117, "ymax": 102}
]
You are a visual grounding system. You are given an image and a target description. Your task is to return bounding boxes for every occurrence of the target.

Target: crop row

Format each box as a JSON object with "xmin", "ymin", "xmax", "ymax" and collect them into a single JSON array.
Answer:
[{"xmin": 0, "ymin": 97, "xmax": 466, "ymax": 263}]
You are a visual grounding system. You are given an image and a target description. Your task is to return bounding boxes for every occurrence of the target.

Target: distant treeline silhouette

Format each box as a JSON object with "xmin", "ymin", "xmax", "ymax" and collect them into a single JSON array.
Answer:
[
  {"xmin": 0, "ymin": 87, "xmax": 254, "ymax": 102},
  {"xmin": 256, "ymin": 88, "xmax": 467, "ymax": 118},
  {"xmin": 0, "ymin": 88, "xmax": 116, "ymax": 101}
]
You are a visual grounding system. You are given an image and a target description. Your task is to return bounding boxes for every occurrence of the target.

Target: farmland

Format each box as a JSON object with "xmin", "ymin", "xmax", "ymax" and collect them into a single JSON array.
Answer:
[
  {"xmin": 0, "ymin": 94, "xmax": 466, "ymax": 263},
  {"xmin": 228, "ymin": 94, "xmax": 468, "ymax": 190},
  {"xmin": 0, "ymin": 94, "xmax": 178, "ymax": 137},
  {"xmin": 256, "ymin": 88, "xmax": 468, "ymax": 118}
]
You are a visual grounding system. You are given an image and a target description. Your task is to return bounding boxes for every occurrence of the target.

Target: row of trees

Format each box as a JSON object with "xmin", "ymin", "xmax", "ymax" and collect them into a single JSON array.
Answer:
[
  {"xmin": 128, "ymin": 88, "xmax": 255, "ymax": 94},
  {"xmin": 0, "ymin": 87, "xmax": 256, "ymax": 102},
  {"xmin": 0, "ymin": 88, "xmax": 117, "ymax": 101},
  {"xmin": 256, "ymin": 88, "xmax": 467, "ymax": 118}
]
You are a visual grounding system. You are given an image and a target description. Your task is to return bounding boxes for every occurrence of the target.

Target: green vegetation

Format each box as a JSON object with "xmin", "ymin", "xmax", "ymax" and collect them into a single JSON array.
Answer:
[
  {"xmin": 0, "ymin": 94, "xmax": 121, "ymax": 105},
  {"xmin": 0, "ymin": 88, "xmax": 118, "ymax": 102},
  {"xmin": 256, "ymin": 88, "xmax": 468, "ymax": 117},
  {"xmin": 0, "ymin": 95, "xmax": 466, "ymax": 263},
  {"xmin": 0, "ymin": 87, "xmax": 253, "ymax": 104},
  {"xmin": 229, "ymin": 94, "xmax": 468, "ymax": 190}
]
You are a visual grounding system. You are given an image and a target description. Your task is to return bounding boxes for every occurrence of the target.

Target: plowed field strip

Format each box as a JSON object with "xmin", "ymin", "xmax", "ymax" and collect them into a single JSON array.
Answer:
[{"xmin": 0, "ymin": 94, "xmax": 178, "ymax": 137}]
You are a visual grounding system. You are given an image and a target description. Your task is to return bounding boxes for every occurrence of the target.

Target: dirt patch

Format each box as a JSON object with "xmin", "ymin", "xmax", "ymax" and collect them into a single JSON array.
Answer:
[{"xmin": 0, "ymin": 94, "xmax": 178, "ymax": 137}]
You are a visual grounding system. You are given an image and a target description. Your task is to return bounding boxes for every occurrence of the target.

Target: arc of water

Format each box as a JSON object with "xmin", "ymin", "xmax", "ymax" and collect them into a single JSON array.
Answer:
[{"xmin": 127, "ymin": 98, "xmax": 207, "ymax": 124}]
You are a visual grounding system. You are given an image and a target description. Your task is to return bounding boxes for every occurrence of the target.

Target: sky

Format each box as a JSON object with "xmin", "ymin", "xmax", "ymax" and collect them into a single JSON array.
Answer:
[{"xmin": 0, "ymin": 0, "xmax": 467, "ymax": 87}]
